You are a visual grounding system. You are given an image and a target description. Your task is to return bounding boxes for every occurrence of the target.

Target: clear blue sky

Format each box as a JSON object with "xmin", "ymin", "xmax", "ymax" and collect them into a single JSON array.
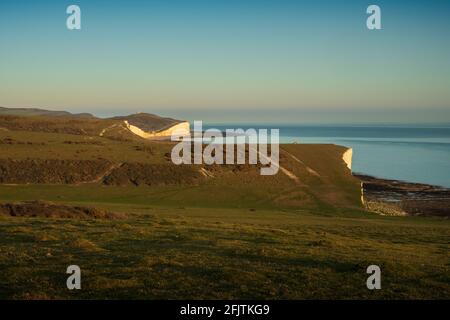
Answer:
[{"xmin": 0, "ymin": 0, "xmax": 449, "ymax": 123}]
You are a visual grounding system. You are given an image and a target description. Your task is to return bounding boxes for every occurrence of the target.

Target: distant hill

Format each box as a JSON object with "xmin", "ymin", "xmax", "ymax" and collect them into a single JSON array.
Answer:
[
  {"xmin": 0, "ymin": 107, "xmax": 94, "ymax": 118},
  {"xmin": 0, "ymin": 107, "xmax": 187, "ymax": 140},
  {"xmin": 110, "ymin": 113, "xmax": 182, "ymax": 132}
]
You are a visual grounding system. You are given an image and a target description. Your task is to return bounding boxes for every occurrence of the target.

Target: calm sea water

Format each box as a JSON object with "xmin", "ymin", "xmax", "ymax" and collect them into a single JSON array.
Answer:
[{"xmin": 204, "ymin": 124, "xmax": 450, "ymax": 188}]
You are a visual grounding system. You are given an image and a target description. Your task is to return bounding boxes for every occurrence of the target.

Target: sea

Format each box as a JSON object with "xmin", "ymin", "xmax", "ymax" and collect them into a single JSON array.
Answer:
[{"xmin": 203, "ymin": 124, "xmax": 450, "ymax": 188}]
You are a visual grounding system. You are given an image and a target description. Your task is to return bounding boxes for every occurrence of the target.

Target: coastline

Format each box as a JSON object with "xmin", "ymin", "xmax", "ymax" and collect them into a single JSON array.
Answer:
[
  {"xmin": 356, "ymin": 174, "xmax": 450, "ymax": 217},
  {"xmin": 204, "ymin": 123, "xmax": 450, "ymax": 188}
]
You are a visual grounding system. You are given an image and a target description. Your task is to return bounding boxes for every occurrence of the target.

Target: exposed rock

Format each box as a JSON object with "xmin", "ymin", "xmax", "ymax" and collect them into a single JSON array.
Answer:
[{"xmin": 357, "ymin": 174, "xmax": 450, "ymax": 217}]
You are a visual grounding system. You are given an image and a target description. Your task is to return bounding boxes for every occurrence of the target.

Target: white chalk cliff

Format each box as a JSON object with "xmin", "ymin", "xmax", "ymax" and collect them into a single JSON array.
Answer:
[
  {"xmin": 342, "ymin": 148, "xmax": 353, "ymax": 171},
  {"xmin": 124, "ymin": 120, "xmax": 190, "ymax": 139}
]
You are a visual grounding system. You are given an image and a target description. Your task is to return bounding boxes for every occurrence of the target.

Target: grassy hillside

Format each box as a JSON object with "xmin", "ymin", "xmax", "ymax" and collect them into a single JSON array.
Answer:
[
  {"xmin": 111, "ymin": 113, "xmax": 184, "ymax": 132},
  {"xmin": 0, "ymin": 129, "xmax": 361, "ymax": 211},
  {"xmin": 0, "ymin": 205, "xmax": 448, "ymax": 299},
  {"xmin": 0, "ymin": 127, "xmax": 448, "ymax": 299},
  {"xmin": 0, "ymin": 106, "xmax": 93, "ymax": 118},
  {"xmin": 0, "ymin": 107, "xmax": 186, "ymax": 140}
]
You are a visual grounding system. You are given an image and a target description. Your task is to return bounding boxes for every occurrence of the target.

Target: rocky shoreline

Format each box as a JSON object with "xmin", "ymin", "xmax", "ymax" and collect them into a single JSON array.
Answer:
[{"xmin": 356, "ymin": 174, "xmax": 450, "ymax": 217}]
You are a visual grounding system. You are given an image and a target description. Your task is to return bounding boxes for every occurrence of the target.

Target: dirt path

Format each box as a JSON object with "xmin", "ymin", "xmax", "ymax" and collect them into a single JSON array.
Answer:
[
  {"xmin": 250, "ymin": 146, "xmax": 300, "ymax": 183},
  {"xmin": 99, "ymin": 124, "xmax": 121, "ymax": 137},
  {"xmin": 199, "ymin": 167, "xmax": 215, "ymax": 178},
  {"xmin": 78, "ymin": 162, "xmax": 124, "ymax": 184},
  {"xmin": 280, "ymin": 147, "xmax": 321, "ymax": 177}
]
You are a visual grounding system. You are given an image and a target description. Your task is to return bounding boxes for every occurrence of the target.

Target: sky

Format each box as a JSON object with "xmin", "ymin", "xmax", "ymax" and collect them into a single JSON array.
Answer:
[{"xmin": 0, "ymin": 0, "xmax": 449, "ymax": 123}]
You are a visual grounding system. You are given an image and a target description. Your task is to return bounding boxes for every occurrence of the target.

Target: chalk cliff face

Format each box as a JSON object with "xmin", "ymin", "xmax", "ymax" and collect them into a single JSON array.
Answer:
[
  {"xmin": 125, "ymin": 121, "xmax": 190, "ymax": 139},
  {"xmin": 342, "ymin": 148, "xmax": 353, "ymax": 171}
]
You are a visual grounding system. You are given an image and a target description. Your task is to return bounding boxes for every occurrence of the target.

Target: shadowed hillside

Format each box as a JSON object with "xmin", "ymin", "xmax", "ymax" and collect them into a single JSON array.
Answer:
[{"xmin": 0, "ymin": 127, "xmax": 361, "ymax": 212}]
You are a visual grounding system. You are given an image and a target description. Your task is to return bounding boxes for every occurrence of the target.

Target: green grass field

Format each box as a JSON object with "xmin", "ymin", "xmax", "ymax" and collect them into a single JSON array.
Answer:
[
  {"xmin": 0, "ymin": 129, "xmax": 449, "ymax": 299},
  {"xmin": 0, "ymin": 184, "xmax": 448, "ymax": 299}
]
